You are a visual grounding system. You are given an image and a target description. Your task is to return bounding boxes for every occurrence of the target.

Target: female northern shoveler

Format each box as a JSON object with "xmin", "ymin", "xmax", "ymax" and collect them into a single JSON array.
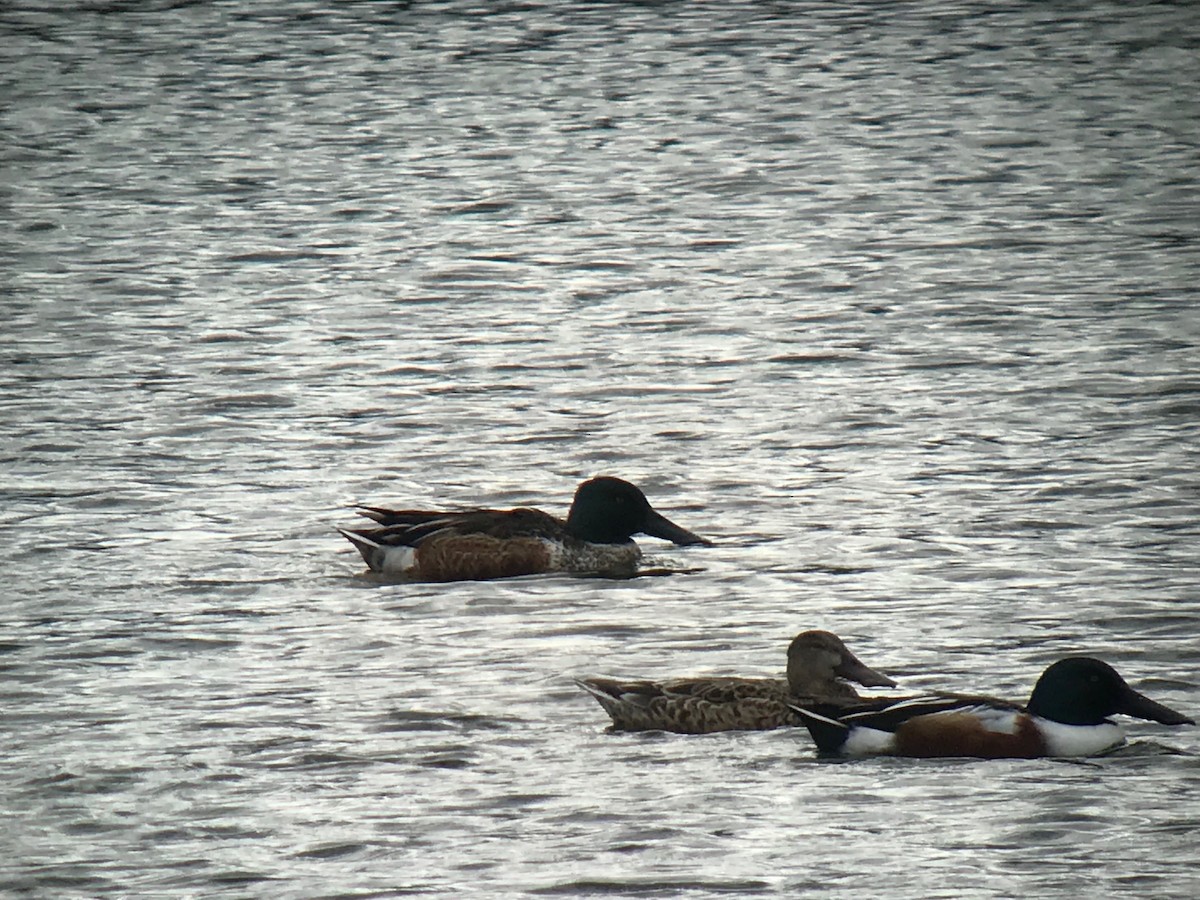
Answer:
[
  {"xmin": 338, "ymin": 476, "xmax": 710, "ymax": 582},
  {"xmin": 575, "ymin": 630, "xmax": 898, "ymax": 734},
  {"xmin": 791, "ymin": 656, "xmax": 1194, "ymax": 759}
]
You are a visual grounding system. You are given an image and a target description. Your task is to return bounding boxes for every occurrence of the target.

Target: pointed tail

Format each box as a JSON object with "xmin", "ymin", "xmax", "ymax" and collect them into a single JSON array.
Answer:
[
  {"xmin": 789, "ymin": 705, "xmax": 852, "ymax": 755},
  {"xmin": 337, "ymin": 528, "xmax": 385, "ymax": 572}
]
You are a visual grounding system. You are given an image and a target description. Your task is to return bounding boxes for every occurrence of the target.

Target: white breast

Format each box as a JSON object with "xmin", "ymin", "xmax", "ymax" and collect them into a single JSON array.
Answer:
[{"xmin": 1037, "ymin": 719, "xmax": 1126, "ymax": 757}]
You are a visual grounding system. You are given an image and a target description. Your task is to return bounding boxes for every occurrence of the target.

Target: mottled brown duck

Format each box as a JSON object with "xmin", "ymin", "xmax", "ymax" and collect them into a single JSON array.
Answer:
[{"xmin": 576, "ymin": 630, "xmax": 897, "ymax": 734}]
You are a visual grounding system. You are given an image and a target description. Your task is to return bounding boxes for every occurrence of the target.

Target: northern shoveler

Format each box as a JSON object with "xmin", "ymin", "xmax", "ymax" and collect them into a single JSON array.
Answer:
[
  {"xmin": 338, "ymin": 476, "xmax": 710, "ymax": 582},
  {"xmin": 790, "ymin": 656, "xmax": 1194, "ymax": 759},
  {"xmin": 575, "ymin": 630, "xmax": 898, "ymax": 733}
]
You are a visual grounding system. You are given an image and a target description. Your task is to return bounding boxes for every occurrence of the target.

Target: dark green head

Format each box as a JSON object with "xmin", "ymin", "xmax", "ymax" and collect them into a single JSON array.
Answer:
[
  {"xmin": 1026, "ymin": 657, "xmax": 1194, "ymax": 727},
  {"xmin": 564, "ymin": 476, "xmax": 710, "ymax": 546}
]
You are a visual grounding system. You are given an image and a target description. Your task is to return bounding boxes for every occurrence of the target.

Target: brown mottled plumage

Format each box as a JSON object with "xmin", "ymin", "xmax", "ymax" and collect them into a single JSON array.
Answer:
[
  {"xmin": 576, "ymin": 630, "xmax": 898, "ymax": 734},
  {"xmin": 337, "ymin": 477, "xmax": 709, "ymax": 582}
]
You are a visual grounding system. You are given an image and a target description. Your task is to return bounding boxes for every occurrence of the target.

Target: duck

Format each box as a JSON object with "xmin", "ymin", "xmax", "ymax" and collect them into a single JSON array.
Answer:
[
  {"xmin": 790, "ymin": 656, "xmax": 1194, "ymax": 759},
  {"xmin": 338, "ymin": 476, "xmax": 710, "ymax": 582},
  {"xmin": 575, "ymin": 630, "xmax": 898, "ymax": 733}
]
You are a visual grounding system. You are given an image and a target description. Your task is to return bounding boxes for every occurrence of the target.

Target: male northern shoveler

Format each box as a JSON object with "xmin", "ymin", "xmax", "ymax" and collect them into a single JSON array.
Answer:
[
  {"xmin": 575, "ymin": 630, "xmax": 898, "ymax": 734},
  {"xmin": 338, "ymin": 476, "xmax": 710, "ymax": 582},
  {"xmin": 790, "ymin": 656, "xmax": 1194, "ymax": 759}
]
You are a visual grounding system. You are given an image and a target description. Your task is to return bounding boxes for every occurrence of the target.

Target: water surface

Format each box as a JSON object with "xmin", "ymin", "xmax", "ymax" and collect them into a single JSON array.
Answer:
[{"xmin": 3, "ymin": 2, "xmax": 1199, "ymax": 897}]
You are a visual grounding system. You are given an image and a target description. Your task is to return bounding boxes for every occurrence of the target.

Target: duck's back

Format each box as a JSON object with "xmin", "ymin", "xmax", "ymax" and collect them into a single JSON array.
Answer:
[
  {"xmin": 357, "ymin": 507, "xmax": 566, "ymax": 541},
  {"xmin": 579, "ymin": 676, "xmax": 807, "ymax": 734}
]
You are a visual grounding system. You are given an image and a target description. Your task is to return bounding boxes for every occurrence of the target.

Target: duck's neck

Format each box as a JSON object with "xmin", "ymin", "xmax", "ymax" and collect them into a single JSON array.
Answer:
[{"xmin": 565, "ymin": 509, "xmax": 635, "ymax": 545}]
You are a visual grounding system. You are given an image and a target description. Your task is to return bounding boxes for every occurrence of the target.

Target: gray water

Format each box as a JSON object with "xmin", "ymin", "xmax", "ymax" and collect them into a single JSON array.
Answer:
[{"xmin": 3, "ymin": 2, "xmax": 1199, "ymax": 897}]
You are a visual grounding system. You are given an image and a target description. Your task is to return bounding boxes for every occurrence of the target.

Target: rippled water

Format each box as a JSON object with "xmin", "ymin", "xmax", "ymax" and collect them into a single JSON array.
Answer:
[{"xmin": 3, "ymin": 2, "xmax": 1199, "ymax": 897}]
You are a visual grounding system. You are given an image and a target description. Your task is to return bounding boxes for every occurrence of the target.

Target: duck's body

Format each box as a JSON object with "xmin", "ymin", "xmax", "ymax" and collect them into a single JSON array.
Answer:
[
  {"xmin": 576, "ymin": 631, "xmax": 898, "ymax": 734},
  {"xmin": 338, "ymin": 477, "xmax": 708, "ymax": 582},
  {"xmin": 577, "ymin": 675, "xmax": 851, "ymax": 734},
  {"xmin": 791, "ymin": 657, "xmax": 1193, "ymax": 759}
]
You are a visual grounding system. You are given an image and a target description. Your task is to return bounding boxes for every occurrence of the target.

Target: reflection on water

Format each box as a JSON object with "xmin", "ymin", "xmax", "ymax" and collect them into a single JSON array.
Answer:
[{"xmin": 3, "ymin": 2, "xmax": 1198, "ymax": 897}]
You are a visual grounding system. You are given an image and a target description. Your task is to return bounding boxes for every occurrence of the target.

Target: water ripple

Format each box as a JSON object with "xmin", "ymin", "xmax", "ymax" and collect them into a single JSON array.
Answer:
[{"xmin": 3, "ymin": 2, "xmax": 1199, "ymax": 898}]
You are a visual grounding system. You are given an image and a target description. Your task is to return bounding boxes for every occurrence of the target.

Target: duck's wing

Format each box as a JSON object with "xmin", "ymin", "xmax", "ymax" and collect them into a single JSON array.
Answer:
[
  {"xmin": 353, "ymin": 507, "xmax": 566, "ymax": 546},
  {"xmin": 804, "ymin": 690, "xmax": 1021, "ymax": 729},
  {"xmin": 658, "ymin": 676, "xmax": 786, "ymax": 705},
  {"xmin": 789, "ymin": 691, "xmax": 1028, "ymax": 756},
  {"xmin": 576, "ymin": 676, "xmax": 792, "ymax": 734}
]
